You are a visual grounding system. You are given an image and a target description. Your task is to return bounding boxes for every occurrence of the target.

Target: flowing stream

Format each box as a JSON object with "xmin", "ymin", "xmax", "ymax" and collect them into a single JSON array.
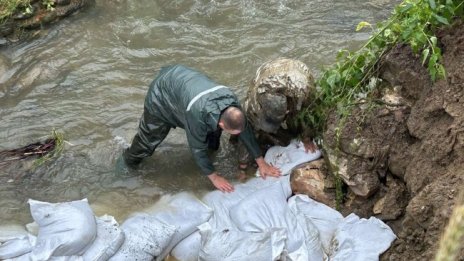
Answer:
[{"xmin": 0, "ymin": 0, "xmax": 399, "ymax": 225}]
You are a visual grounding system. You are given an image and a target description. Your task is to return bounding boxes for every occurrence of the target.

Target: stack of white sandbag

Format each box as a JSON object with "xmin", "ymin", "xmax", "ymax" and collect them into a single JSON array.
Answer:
[
  {"xmin": 0, "ymin": 199, "xmax": 125, "ymax": 261},
  {"xmin": 109, "ymin": 192, "xmax": 212, "ymax": 261},
  {"xmin": 171, "ymin": 179, "xmax": 397, "ymax": 261},
  {"xmin": 0, "ymin": 140, "xmax": 397, "ymax": 261},
  {"xmin": 172, "ymin": 176, "xmax": 326, "ymax": 261},
  {"xmin": 0, "ymin": 225, "xmax": 36, "ymax": 260},
  {"xmin": 169, "ymin": 149, "xmax": 397, "ymax": 261},
  {"xmin": 170, "ymin": 178, "xmax": 282, "ymax": 261},
  {"xmin": 288, "ymin": 194, "xmax": 397, "ymax": 260},
  {"xmin": 0, "ymin": 192, "xmax": 213, "ymax": 261}
]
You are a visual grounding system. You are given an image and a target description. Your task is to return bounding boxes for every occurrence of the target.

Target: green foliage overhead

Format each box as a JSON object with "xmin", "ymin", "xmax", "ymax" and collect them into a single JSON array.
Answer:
[{"xmin": 298, "ymin": 0, "xmax": 464, "ymax": 136}]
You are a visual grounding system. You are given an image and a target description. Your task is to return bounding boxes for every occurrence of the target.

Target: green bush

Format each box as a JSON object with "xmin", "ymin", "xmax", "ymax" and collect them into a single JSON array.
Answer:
[
  {"xmin": 298, "ymin": 0, "xmax": 464, "ymax": 136},
  {"xmin": 295, "ymin": 0, "xmax": 463, "ymax": 211},
  {"xmin": 0, "ymin": 0, "xmax": 31, "ymax": 22}
]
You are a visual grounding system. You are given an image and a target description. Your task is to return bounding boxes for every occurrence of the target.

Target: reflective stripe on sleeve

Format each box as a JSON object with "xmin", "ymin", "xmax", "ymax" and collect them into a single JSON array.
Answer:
[{"xmin": 186, "ymin": 85, "xmax": 228, "ymax": 111}]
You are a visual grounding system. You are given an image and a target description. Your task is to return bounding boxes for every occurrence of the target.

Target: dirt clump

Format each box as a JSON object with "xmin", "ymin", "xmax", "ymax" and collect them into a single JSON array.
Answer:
[{"xmin": 322, "ymin": 20, "xmax": 464, "ymax": 260}]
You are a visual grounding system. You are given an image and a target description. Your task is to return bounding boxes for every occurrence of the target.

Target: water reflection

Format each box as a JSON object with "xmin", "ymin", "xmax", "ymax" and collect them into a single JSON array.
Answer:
[{"xmin": 0, "ymin": 0, "xmax": 399, "ymax": 224}]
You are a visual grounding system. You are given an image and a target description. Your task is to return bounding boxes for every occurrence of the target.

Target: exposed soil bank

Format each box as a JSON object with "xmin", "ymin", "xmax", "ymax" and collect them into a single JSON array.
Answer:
[{"xmin": 322, "ymin": 20, "xmax": 464, "ymax": 260}]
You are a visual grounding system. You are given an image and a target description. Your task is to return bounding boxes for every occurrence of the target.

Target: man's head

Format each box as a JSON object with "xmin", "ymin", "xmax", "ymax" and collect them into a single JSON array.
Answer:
[{"xmin": 218, "ymin": 106, "xmax": 246, "ymax": 135}]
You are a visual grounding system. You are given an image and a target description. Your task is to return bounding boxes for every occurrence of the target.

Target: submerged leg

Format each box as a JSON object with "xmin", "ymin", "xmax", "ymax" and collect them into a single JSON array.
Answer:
[{"xmin": 123, "ymin": 108, "xmax": 171, "ymax": 167}]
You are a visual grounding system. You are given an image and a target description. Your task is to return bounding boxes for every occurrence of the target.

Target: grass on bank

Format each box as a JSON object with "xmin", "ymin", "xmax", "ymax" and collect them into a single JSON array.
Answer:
[
  {"xmin": 0, "ymin": 0, "xmax": 30, "ymax": 22},
  {"xmin": 298, "ymin": 0, "xmax": 464, "ymax": 136}
]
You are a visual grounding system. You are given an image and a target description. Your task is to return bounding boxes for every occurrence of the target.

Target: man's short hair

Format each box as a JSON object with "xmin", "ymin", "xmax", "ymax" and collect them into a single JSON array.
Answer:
[{"xmin": 220, "ymin": 106, "xmax": 246, "ymax": 131}]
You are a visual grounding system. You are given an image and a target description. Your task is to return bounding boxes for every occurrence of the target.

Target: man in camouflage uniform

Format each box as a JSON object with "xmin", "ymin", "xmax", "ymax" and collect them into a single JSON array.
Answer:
[{"xmin": 237, "ymin": 58, "xmax": 318, "ymax": 174}]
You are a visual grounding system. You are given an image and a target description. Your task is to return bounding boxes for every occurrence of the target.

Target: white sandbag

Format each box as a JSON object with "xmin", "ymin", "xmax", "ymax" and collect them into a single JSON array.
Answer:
[
  {"xmin": 287, "ymin": 209, "xmax": 326, "ymax": 261},
  {"xmin": 144, "ymin": 192, "xmax": 213, "ymax": 261},
  {"xmin": 109, "ymin": 213, "xmax": 176, "ymax": 261},
  {"xmin": 198, "ymin": 223, "xmax": 286, "ymax": 261},
  {"xmin": 170, "ymin": 231, "xmax": 201, "ymax": 261},
  {"xmin": 331, "ymin": 213, "xmax": 397, "ymax": 261},
  {"xmin": 25, "ymin": 223, "xmax": 39, "ymax": 236},
  {"xmin": 49, "ymin": 257, "xmax": 83, "ymax": 261},
  {"xmin": 261, "ymin": 139, "xmax": 322, "ymax": 176},
  {"xmin": 28, "ymin": 198, "xmax": 97, "ymax": 260},
  {"xmin": 182, "ymin": 177, "xmax": 288, "ymax": 261},
  {"xmin": 229, "ymin": 180, "xmax": 322, "ymax": 260},
  {"xmin": 228, "ymin": 179, "xmax": 292, "ymax": 231},
  {"xmin": 0, "ymin": 234, "xmax": 35, "ymax": 259},
  {"xmin": 288, "ymin": 194, "xmax": 343, "ymax": 253},
  {"xmin": 202, "ymin": 176, "xmax": 288, "ymax": 230},
  {"xmin": 5, "ymin": 253, "xmax": 83, "ymax": 261},
  {"xmin": 82, "ymin": 215, "xmax": 125, "ymax": 261},
  {"xmin": 0, "ymin": 225, "xmax": 29, "ymax": 243}
]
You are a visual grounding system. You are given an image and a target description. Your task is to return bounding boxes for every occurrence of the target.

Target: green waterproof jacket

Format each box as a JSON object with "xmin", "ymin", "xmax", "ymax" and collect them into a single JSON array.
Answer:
[{"xmin": 145, "ymin": 65, "xmax": 262, "ymax": 175}]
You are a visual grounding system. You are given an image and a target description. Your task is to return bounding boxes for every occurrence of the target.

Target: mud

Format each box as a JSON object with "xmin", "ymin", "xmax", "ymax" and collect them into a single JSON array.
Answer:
[{"xmin": 322, "ymin": 20, "xmax": 464, "ymax": 260}]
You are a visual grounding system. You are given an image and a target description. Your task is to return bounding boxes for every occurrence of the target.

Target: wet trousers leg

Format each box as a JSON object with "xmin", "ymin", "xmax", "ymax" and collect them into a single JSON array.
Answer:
[{"xmin": 123, "ymin": 107, "xmax": 171, "ymax": 166}]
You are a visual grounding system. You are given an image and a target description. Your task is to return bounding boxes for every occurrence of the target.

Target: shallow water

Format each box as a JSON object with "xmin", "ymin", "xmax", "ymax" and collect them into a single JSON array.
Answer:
[{"xmin": 0, "ymin": 0, "xmax": 399, "ymax": 224}]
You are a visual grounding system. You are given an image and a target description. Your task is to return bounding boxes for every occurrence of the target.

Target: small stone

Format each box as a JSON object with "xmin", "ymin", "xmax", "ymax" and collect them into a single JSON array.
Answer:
[
  {"xmin": 379, "ymin": 108, "xmax": 390, "ymax": 116},
  {"xmin": 0, "ymin": 20, "xmax": 14, "ymax": 36},
  {"xmin": 373, "ymin": 196, "xmax": 385, "ymax": 214},
  {"xmin": 0, "ymin": 38, "xmax": 7, "ymax": 46}
]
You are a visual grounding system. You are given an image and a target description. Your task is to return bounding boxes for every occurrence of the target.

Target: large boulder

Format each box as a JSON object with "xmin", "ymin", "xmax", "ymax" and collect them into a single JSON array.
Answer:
[{"xmin": 290, "ymin": 159, "xmax": 336, "ymax": 207}]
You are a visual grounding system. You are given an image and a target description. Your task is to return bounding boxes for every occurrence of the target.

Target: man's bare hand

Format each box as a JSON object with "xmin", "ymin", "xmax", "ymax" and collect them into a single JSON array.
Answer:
[
  {"xmin": 303, "ymin": 139, "xmax": 318, "ymax": 153},
  {"xmin": 255, "ymin": 157, "xmax": 281, "ymax": 179},
  {"xmin": 207, "ymin": 172, "xmax": 234, "ymax": 193}
]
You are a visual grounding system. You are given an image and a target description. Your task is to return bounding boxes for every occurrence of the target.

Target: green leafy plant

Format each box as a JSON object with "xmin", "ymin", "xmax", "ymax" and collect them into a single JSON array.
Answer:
[
  {"xmin": 300, "ymin": 0, "xmax": 463, "ymax": 137},
  {"xmin": 42, "ymin": 0, "xmax": 55, "ymax": 11},
  {"xmin": 296, "ymin": 0, "xmax": 463, "ymax": 209},
  {"xmin": 0, "ymin": 0, "xmax": 30, "ymax": 22}
]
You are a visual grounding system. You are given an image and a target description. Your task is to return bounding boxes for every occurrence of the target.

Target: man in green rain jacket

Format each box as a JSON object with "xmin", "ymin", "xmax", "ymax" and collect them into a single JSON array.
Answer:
[{"xmin": 123, "ymin": 65, "xmax": 281, "ymax": 192}]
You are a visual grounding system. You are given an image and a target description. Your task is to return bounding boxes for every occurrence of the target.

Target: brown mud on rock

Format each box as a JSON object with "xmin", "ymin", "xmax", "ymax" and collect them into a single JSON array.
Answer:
[
  {"xmin": 322, "ymin": 20, "xmax": 464, "ymax": 260},
  {"xmin": 290, "ymin": 159, "xmax": 337, "ymax": 208}
]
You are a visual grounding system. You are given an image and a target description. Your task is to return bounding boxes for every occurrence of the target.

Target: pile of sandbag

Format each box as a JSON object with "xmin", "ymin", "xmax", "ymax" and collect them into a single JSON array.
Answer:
[
  {"xmin": 0, "ymin": 193, "xmax": 213, "ymax": 261},
  {"xmin": 170, "ymin": 176, "xmax": 396, "ymax": 261},
  {"xmin": 0, "ymin": 141, "xmax": 396, "ymax": 260},
  {"xmin": 0, "ymin": 198, "xmax": 124, "ymax": 261},
  {"xmin": 0, "ymin": 178, "xmax": 396, "ymax": 261}
]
